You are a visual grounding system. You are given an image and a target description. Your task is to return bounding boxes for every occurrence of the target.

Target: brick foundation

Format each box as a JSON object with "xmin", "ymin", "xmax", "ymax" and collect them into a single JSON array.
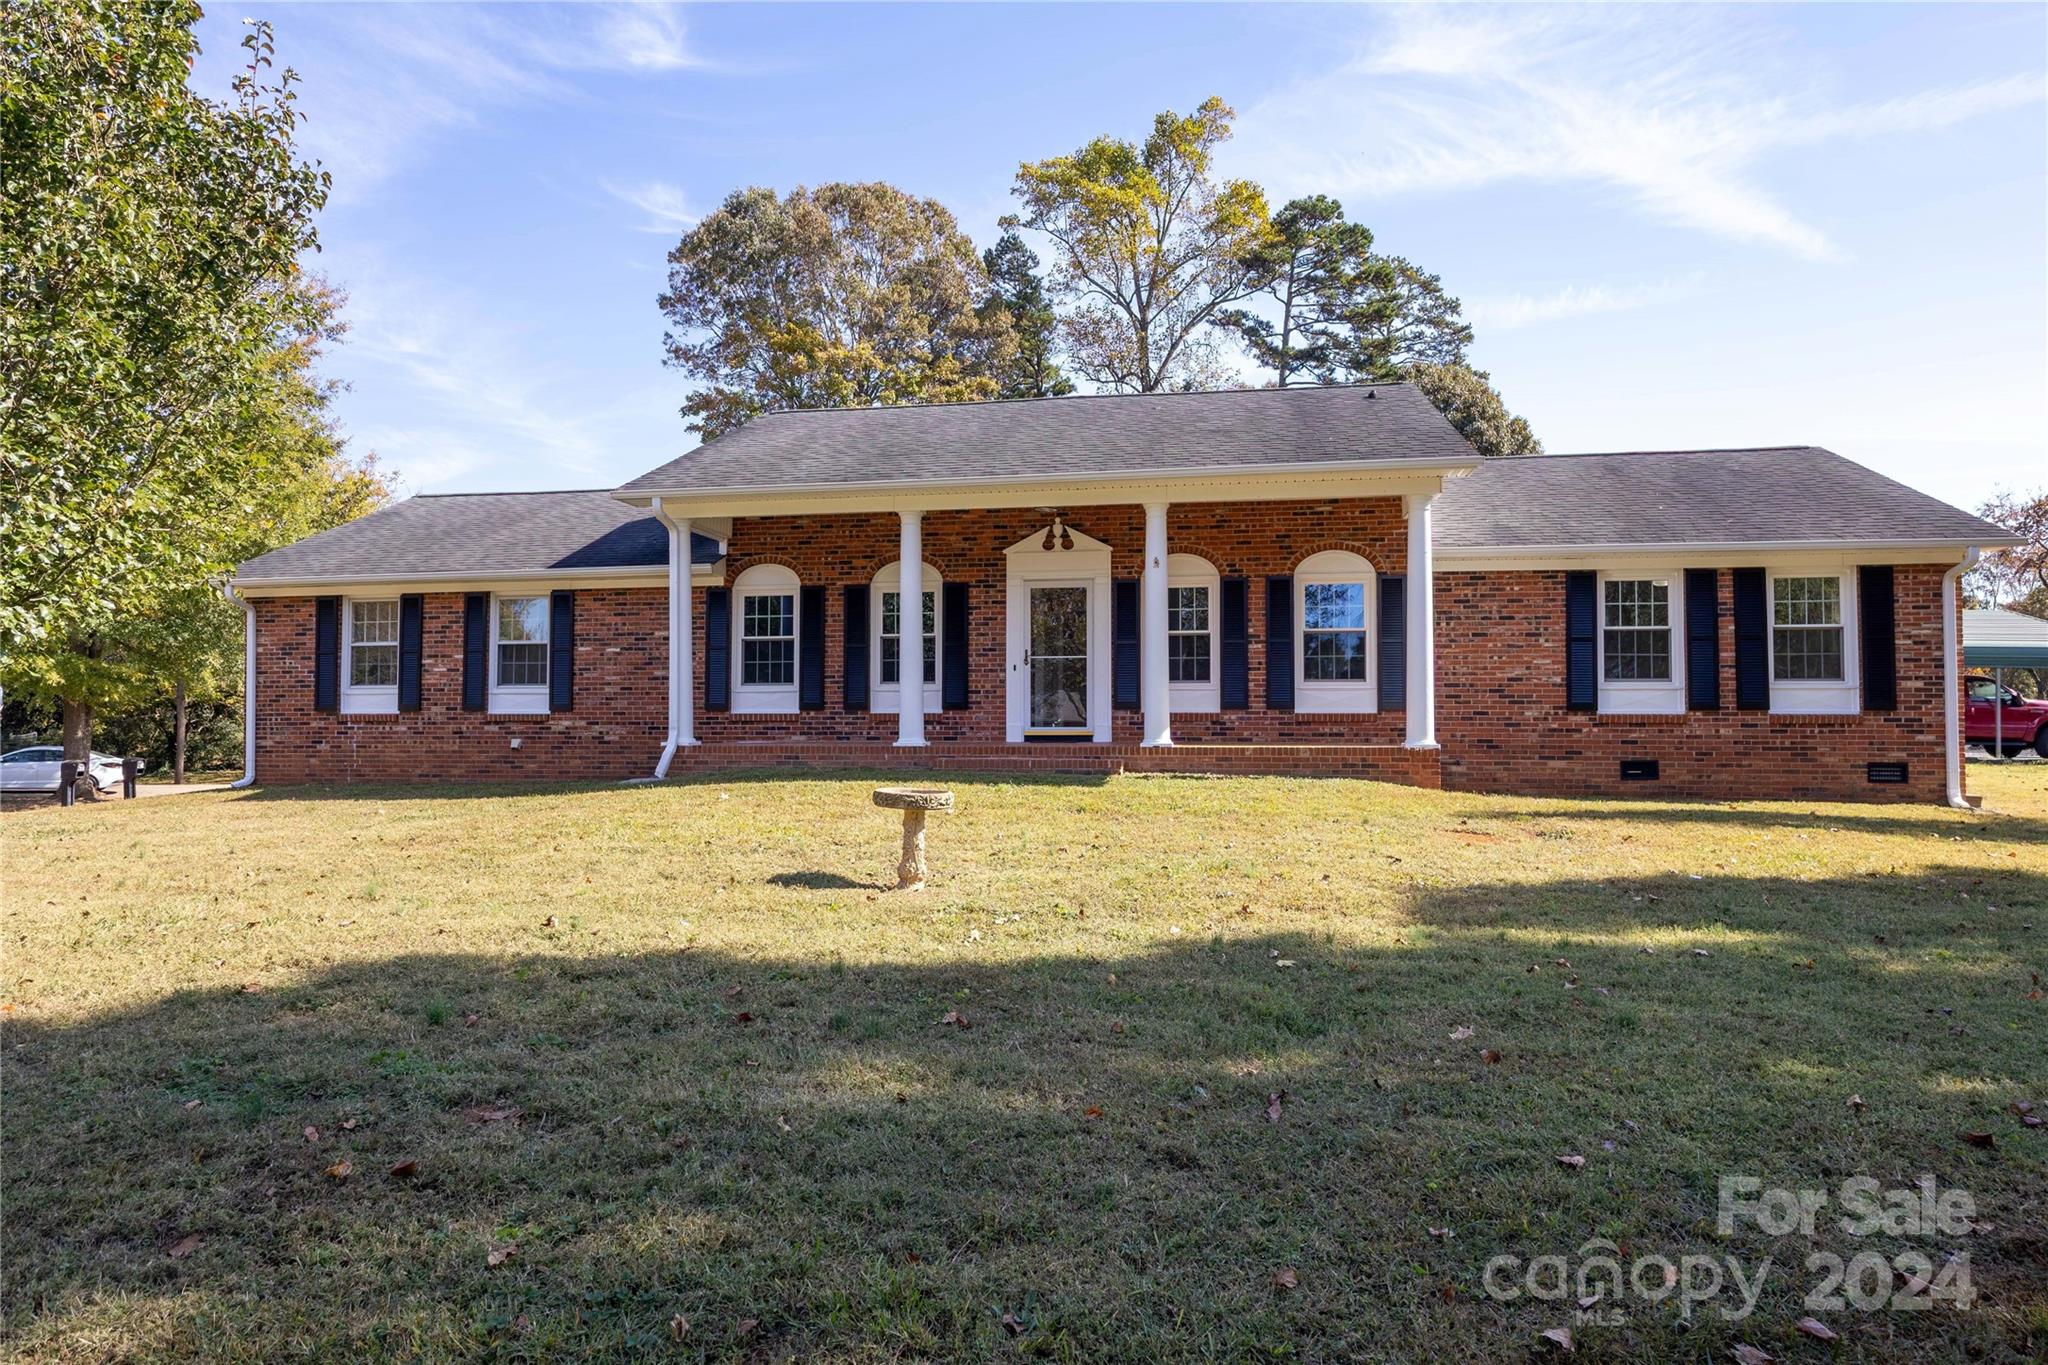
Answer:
[{"xmin": 248, "ymin": 508, "xmax": 1961, "ymax": 803}]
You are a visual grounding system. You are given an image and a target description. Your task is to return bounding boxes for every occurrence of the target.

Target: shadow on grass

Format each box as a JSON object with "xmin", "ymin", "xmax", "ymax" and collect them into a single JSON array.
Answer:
[
  {"xmin": 765, "ymin": 870, "xmax": 881, "ymax": 891},
  {"xmin": 5, "ymin": 869, "xmax": 2042, "ymax": 1362},
  {"xmin": 229, "ymin": 767, "xmax": 1120, "ymax": 804}
]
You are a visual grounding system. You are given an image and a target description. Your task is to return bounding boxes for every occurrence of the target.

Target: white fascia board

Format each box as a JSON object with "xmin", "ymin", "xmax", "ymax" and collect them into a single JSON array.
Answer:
[
  {"xmin": 611, "ymin": 459, "xmax": 1475, "ymax": 519},
  {"xmin": 231, "ymin": 564, "xmax": 722, "ymax": 597},
  {"xmin": 1436, "ymin": 539, "xmax": 1998, "ymax": 572}
]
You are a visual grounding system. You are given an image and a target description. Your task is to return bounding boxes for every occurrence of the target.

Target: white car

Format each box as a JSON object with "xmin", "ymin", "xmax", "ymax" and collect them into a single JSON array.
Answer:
[{"xmin": 0, "ymin": 747, "xmax": 141, "ymax": 794}]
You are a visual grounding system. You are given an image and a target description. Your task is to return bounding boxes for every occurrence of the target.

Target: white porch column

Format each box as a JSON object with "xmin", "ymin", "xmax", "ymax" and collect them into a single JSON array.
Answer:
[
  {"xmin": 675, "ymin": 516, "xmax": 696, "ymax": 748},
  {"xmin": 1404, "ymin": 492, "xmax": 1438, "ymax": 749},
  {"xmin": 897, "ymin": 509, "xmax": 926, "ymax": 747},
  {"xmin": 1141, "ymin": 501, "xmax": 1173, "ymax": 747}
]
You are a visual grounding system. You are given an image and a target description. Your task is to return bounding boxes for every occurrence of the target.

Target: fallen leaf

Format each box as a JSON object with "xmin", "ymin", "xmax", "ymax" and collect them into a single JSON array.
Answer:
[
  {"xmin": 542, "ymin": 915, "xmax": 557, "ymax": 928},
  {"xmin": 1554, "ymin": 958, "xmax": 1571, "ymax": 969},
  {"xmin": 1449, "ymin": 1025, "xmax": 1474, "ymax": 1041},
  {"xmin": 1481, "ymin": 1049, "xmax": 1502, "ymax": 1064},
  {"xmin": 733, "ymin": 1011, "xmax": 754, "ymax": 1025},
  {"xmin": 464, "ymin": 1013, "xmax": 480, "ymax": 1027},
  {"xmin": 487, "ymin": 1243, "xmax": 517, "ymax": 1267},
  {"xmin": 326, "ymin": 1159, "xmax": 353, "ymax": 1180},
  {"xmin": 166, "ymin": 1233, "xmax": 203, "ymax": 1259},
  {"xmin": 1272, "ymin": 1267, "xmax": 1298, "ymax": 1291},
  {"xmin": 388, "ymin": 1158, "xmax": 419, "ymax": 1179},
  {"xmin": 1082, "ymin": 1106, "xmax": 1103, "ymax": 1119},
  {"xmin": 1795, "ymin": 1317, "xmax": 1838, "ymax": 1341},
  {"xmin": 1539, "ymin": 1325, "xmax": 1574, "ymax": 1353},
  {"xmin": 1692, "ymin": 949, "xmax": 1711, "ymax": 957},
  {"xmin": 1731, "ymin": 1346, "xmax": 1775, "ymax": 1365},
  {"xmin": 182, "ymin": 1099, "xmax": 202, "ymax": 1110},
  {"xmin": 464, "ymin": 1105, "xmax": 523, "ymax": 1124},
  {"xmin": 669, "ymin": 1314, "xmax": 690, "ymax": 1341},
  {"xmin": 341, "ymin": 1117, "xmax": 358, "ymax": 1130},
  {"xmin": 1557, "ymin": 1154, "xmax": 1585, "ymax": 1169},
  {"xmin": 938, "ymin": 1010, "xmax": 970, "ymax": 1029},
  {"xmin": 1961, "ymin": 1131, "xmax": 1996, "ymax": 1149},
  {"xmin": 303, "ymin": 1125, "xmax": 319, "ymax": 1143},
  {"xmin": 736, "ymin": 1317, "xmax": 759, "ymax": 1338},
  {"xmin": 1427, "ymin": 1225, "xmax": 1453, "ymax": 1240},
  {"xmin": 999, "ymin": 1311, "xmax": 1027, "ymax": 1336},
  {"xmin": 1265, "ymin": 1092, "xmax": 1285, "ymax": 1124},
  {"xmin": 1273, "ymin": 958, "xmax": 1296, "ymax": 969},
  {"xmin": 2025, "ymin": 1115, "xmax": 2043, "ymax": 1128},
  {"xmin": 1846, "ymin": 1094, "xmax": 1865, "ymax": 1111}
]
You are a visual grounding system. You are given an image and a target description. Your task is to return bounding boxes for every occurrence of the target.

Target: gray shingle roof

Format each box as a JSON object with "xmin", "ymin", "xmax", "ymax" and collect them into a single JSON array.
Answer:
[
  {"xmin": 1435, "ymin": 446, "xmax": 2006, "ymax": 551},
  {"xmin": 618, "ymin": 382, "xmax": 1478, "ymax": 494},
  {"xmin": 235, "ymin": 490, "xmax": 719, "ymax": 583}
]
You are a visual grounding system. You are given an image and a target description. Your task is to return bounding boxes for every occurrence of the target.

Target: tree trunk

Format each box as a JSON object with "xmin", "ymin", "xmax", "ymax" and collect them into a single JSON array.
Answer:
[
  {"xmin": 174, "ymin": 679, "xmax": 188, "ymax": 784},
  {"xmin": 61, "ymin": 697, "xmax": 92, "ymax": 763}
]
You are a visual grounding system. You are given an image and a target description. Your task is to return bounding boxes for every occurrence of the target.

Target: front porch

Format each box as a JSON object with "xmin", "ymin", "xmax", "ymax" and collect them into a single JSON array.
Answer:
[{"xmin": 662, "ymin": 738, "xmax": 1444, "ymax": 784}]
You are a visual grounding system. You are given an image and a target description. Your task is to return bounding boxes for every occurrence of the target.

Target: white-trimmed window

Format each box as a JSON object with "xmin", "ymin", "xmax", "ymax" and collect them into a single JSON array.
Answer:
[
  {"xmin": 1597, "ymin": 574, "xmax": 1684, "ymax": 715},
  {"xmin": 1295, "ymin": 549, "xmax": 1376, "ymax": 713},
  {"xmin": 342, "ymin": 599, "xmax": 399, "ymax": 714},
  {"xmin": 490, "ymin": 595, "xmax": 549, "ymax": 714},
  {"xmin": 733, "ymin": 563, "xmax": 799, "ymax": 713},
  {"xmin": 1769, "ymin": 571, "xmax": 1858, "ymax": 714},
  {"xmin": 1167, "ymin": 553, "xmax": 1219, "ymax": 712},
  {"xmin": 871, "ymin": 561, "xmax": 940, "ymax": 715}
]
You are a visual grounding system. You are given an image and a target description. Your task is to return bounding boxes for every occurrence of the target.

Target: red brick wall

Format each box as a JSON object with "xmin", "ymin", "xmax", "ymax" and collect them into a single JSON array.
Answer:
[
  {"xmin": 251, "ymin": 590, "xmax": 667, "ymax": 783},
  {"xmin": 1434, "ymin": 565, "xmax": 1958, "ymax": 802}
]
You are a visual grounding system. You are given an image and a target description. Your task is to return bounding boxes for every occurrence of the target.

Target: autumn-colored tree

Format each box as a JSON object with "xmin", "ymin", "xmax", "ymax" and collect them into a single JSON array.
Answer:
[
  {"xmin": 978, "ymin": 233, "xmax": 1072, "ymax": 399},
  {"xmin": 1212, "ymin": 196, "xmax": 1393, "ymax": 387},
  {"xmin": 1408, "ymin": 363, "xmax": 1543, "ymax": 459},
  {"xmin": 660, "ymin": 183, "xmax": 1015, "ymax": 438},
  {"xmin": 1973, "ymin": 488, "xmax": 2048, "ymax": 616},
  {"xmin": 1, "ymin": 3, "xmax": 329, "ymax": 669},
  {"xmin": 1006, "ymin": 98, "xmax": 1276, "ymax": 393}
]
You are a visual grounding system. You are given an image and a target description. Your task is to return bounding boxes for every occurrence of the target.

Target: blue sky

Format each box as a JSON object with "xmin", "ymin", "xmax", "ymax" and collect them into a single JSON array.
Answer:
[{"xmin": 189, "ymin": 3, "xmax": 2046, "ymax": 511}]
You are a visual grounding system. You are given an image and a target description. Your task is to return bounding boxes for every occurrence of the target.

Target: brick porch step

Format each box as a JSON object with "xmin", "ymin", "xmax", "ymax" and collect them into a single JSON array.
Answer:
[{"xmin": 666, "ymin": 742, "xmax": 1442, "ymax": 786}]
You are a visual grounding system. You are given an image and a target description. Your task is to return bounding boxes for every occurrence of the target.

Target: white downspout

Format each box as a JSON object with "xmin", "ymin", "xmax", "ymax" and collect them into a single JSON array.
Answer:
[
  {"xmin": 223, "ymin": 581, "xmax": 257, "ymax": 788},
  {"xmin": 649, "ymin": 497, "xmax": 698, "ymax": 780},
  {"xmin": 1942, "ymin": 547, "xmax": 1981, "ymax": 810}
]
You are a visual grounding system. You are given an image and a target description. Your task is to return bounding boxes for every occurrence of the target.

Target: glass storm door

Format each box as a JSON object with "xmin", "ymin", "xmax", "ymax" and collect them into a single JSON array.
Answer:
[{"xmin": 1027, "ymin": 584, "xmax": 1089, "ymax": 733}]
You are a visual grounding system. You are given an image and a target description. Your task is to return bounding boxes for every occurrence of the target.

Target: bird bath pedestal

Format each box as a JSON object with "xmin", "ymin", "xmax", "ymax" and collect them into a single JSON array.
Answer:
[{"xmin": 872, "ymin": 786, "xmax": 954, "ymax": 891}]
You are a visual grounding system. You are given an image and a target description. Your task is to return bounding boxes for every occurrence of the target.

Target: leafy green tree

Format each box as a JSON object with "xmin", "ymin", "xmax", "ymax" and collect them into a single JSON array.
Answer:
[
  {"xmin": 1212, "ymin": 195, "xmax": 1394, "ymax": 387},
  {"xmin": 1408, "ymin": 362, "xmax": 1543, "ymax": 458},
  {"xmin": 1, "ymin": 283, "xmax": 390, "ymax": 773},
  {"xmin": 659, "ymin": 183, "xmax": 1015, "ymax": 438},
  {"xmin": 1, "ymin": 2, "xmax": 330, "ymax": 663},
  {"xmin": 1347, "ymin": 257, "xmax": 1475, "ymax": 376},
  {"xmin": 1006, "ymin": 98, "xmax": 1275, "ymax": 393},
  {"xmin": 978, "ymin": 233, "xmax": 1072, "ymax": 399}
]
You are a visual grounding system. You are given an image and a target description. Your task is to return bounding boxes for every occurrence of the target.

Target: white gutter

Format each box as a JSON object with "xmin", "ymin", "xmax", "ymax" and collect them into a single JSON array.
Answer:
[
  {"xmin": 1942, "ymin": 547, "xmax": 1982, "ymax": 810},
  {"xmin": 222, "ymin": 581, "xmax": 257, "ymax": 788},
  {"xmin": 648, "ymin": 496, "xmax": 683, "ymax": 780}
]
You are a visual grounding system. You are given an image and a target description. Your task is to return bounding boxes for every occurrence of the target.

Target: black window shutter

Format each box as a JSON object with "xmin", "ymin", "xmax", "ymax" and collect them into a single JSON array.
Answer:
[
  {"xmin": 842, "ymin": 585, "xmax": 870, "ymax": 711},
  {"xmin": 1112, "ymin": 578, "xmax": 1140, "ymax": 711},
  {"xmin": 703, "ymin": 587, "xmax": 730, "ymax": 712},
  {"xmin": 1265, "ymin": 575, "xmax": 1294, "ymax": 711},
  {"xmin": 397, "ymin": 594, "xmax": 423, "ymax": 712},
  {"xmin": 798, "ymin": 585, "xmax": 826, "ymax": 710},
  {"xmin": 1684, "ymin": 569, "xmax": 1719, "ymax": 711},
  {"xmin": 549, "ymin": 590, "xmax": 575, "ymax": 712},
  {"xmin": 1378, "ymin": 574, "xmax": 1406, "ymax": 712},
  {"xmin": 461, "ymin": 593, "xmax": 488, "ymax": 711},
  {"xmin": 314, "ymin": 596, "xmax": 340, "ymax": 713},
  {"xmin": 942, "ymin": 581, "xmax": 970, "ymax": 710},
  {"xmin": 1732, "ymin": 568, "xmax": 1769, "ymax": 711},
  {"xmin": 1859, "ymin": 564, "xmax": 1897, "ymax": 712},
  {"xmin": 1219, "ymin": 577, "xmax": 1249, "ymax": 710},
  {"xmin": 1565, "ymin": 570, "xmax": 1597, "ymax": 712}
]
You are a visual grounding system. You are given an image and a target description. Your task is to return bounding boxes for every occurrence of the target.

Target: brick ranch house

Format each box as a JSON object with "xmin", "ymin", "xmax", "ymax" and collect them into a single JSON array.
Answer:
[{"xmin": 230, "ymin": 384, "xmax": 2010, "ymax": 803}]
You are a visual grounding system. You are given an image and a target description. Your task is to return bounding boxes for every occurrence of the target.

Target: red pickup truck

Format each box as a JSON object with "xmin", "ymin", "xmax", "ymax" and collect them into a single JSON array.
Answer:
[{"xmin": 1966, "ymin": 675, "xmax": 2048, "ymax": 757}]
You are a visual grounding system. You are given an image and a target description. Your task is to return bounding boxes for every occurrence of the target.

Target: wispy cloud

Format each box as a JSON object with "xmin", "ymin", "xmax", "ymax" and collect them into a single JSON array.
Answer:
[
  {"xmin": 605, "ymin": 179, "xmax": 700, "ymax": 233},
  {"xmin": 1466, "ymin": 275, "xmax": 1706, "ymax": 332},
  {"xmin": 1233, "ymin": 7, "xmax": 2044, "ymax": 259},
  {"xmin": 238, "ymin": 3, "xmax": 706, "ymax": 200}
]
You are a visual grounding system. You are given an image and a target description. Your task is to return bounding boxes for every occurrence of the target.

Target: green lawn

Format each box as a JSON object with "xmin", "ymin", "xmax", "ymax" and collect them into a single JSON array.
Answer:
[{"xmin": 4, "ymin": 767, "xmax": 2044, "ymax": 1362}]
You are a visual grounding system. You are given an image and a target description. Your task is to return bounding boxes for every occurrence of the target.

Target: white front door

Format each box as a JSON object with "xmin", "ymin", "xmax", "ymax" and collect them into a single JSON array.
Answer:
[{"xmin": 1003, "ymin": 523, "xmax": 1114, "ymax": 743}]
